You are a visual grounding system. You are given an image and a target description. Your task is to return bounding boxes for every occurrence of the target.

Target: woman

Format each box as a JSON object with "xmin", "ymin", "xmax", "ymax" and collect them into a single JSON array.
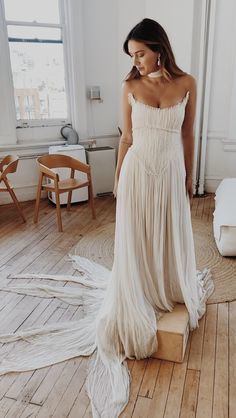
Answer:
[
  {"xmin": 0, "ymin": 18, "xmax": 214, "ymax": 418},
  {"xmin": 90, "ymin": 18, "xmax": 214, "ymax": 415}
]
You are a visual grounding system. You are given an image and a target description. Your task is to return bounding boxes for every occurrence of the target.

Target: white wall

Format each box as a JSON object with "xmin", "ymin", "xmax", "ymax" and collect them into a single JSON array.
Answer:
[
  {"xmin": 82, "ymin": 0, "xmax": 119, "ymax": 137},
  {"xmin": 117, "ymin": 0, "xmax": 146, "ymax": 128},
  {"xmin": 204, "ymin": 0, "xmax": 236, "ymax": 192},
  {"xmin": 145, "ymin": 0, "xmax": 194, "ymax": 72}
]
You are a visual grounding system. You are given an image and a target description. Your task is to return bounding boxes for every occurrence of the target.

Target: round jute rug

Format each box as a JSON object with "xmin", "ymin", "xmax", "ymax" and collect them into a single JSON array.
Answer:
[{"xmin": 74, "ymin": 219, "xmax": 236, "ymax": 304}]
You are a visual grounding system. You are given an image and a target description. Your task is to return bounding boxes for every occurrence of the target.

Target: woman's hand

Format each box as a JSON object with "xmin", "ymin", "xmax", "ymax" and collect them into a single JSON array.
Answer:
[
  {"xmin": 113, "ymin": 176, "xmax": 119, "ymax": 198},
  {"xmin": 186, "ymin": 175, "xmax": 193, "ymax": 199}
]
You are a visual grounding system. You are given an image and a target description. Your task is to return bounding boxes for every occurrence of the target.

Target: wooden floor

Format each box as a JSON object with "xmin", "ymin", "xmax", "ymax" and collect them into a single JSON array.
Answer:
[{"xmin": 0, "ymin": 195, "xmax": 234, "ymax": 418}]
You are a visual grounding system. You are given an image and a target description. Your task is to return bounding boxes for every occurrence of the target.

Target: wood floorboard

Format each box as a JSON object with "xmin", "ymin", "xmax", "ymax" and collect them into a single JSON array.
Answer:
[
  {"xmin": 120, "ymin": 359, "xmax": 149, "ymax": 418},
  {"xmin": 139, "ymin": 358, "xmax": 161, "ymax": 398},
  {"xmin": 179, "ymin": 370, "xmax": 200, "ymax": 418},
  {"xmin": 196, "ymin": 305, "xmax": 217, "ymax": 418},
  {"xmin": 212, "ymin": 303, "xmax": 228, "ymax": 418},
  {"xmin": 0, "ymin": 195, "xmax": 232, "ymax": 418},
  {"xmin": 229, "ymin": 301, "xmax": 236, "ymax": 418},
  {"xmin": 188, "ymin": 315, "xmax": 206, "ymax": 371},
  {"xmin": 163, "ymin": 338, "xmax": 191, "ymax": 418}
]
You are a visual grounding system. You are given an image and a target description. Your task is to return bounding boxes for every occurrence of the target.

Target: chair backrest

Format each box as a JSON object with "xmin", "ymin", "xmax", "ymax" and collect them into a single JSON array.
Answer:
[
  {"xmin": 0, "ymin": 155, "xmax": 19, "ymax": 179},
  {"xmin": 37, "ymin": 154, "xmax": 90, "ymax": 174}
]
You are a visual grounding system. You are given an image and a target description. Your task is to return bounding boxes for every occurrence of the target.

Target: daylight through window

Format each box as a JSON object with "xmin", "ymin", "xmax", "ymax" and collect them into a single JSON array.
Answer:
[{"xmin": 4, "ymin": 0, "xmax": 68, "ymax": 126}]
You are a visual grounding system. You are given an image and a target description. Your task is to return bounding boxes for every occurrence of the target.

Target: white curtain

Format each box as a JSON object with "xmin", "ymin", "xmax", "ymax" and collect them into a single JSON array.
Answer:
[{"xmin": 61, "ymin": 0, "xmax": 88, "ymax": 138}]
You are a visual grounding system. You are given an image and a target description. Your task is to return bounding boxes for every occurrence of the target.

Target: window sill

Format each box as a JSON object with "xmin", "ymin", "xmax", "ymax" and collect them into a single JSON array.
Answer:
[{"xmin": 0, "ymin": 139, "xmax": 67, "ymax": 152}]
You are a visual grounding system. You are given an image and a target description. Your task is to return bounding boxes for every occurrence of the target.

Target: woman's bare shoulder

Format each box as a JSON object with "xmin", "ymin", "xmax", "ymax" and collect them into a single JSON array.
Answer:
[
  {"xmin": 122, "ymin": 79, "xmax": 137, "ymax": 94},
  {"xmin": 180, "ymin": 73, "xmax": 196, "ymax": 91}
]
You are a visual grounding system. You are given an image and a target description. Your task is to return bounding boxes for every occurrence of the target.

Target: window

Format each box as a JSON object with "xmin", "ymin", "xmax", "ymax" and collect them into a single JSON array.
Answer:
[{"xmin": 3, "ymin": 0, "xmax": 69, "ymax": 127}]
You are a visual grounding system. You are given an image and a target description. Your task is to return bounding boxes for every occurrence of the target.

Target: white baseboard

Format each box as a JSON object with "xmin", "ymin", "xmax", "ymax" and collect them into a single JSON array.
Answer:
[
  {"xmin": 0, "ymin": 186, "xmax": 47, "ymax": 205},
  {"xmin": 205, "ymin": 177, "xmax": 225, "ymax": 193}
]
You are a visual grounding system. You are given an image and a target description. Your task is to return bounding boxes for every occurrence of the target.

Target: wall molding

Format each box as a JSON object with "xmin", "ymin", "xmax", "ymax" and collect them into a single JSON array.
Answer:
[
  {"xmin": 222, "ymin": 139, "xmax": 236, "ymax": 144},
  {"xmin": 0, "ymin": 140, "xmax": 66, "ymax": 153},
  {"xmin": 204, "ymin": 135, "xmax": 236, "ymax": 151},
  {"xmin": 207, "ymin": 131, "xmax": 227, "ymax": 140},
  {"xmin": 0, "ymin": 134, "xmax": 119, "ymax": 155},
  {"xmin": 223, "ymin": 144, "xmax": 236, "ymax": 152}
]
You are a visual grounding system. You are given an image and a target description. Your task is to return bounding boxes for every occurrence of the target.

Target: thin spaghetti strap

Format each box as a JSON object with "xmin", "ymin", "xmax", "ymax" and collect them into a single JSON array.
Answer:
[
  {"xmin": 185, "ymin": 90, "xmax": 190, "ymax": 103},
  {"xmin": 128, "ymin": 92, "xmax": 135, "ymax": 106}
]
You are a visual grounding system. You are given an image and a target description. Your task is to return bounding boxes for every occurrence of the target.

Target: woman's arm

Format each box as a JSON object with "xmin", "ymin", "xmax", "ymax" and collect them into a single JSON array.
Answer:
[
  {"xmin": 113, "ymin": 82, "xmax": 133, "ymax": 197},
  {"xmin": 181, "ymin": 76, "xmax": 197, "ymax": 198}
]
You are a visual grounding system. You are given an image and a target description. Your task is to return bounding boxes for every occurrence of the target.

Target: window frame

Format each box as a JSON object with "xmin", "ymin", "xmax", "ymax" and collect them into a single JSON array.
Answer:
[{"xmin": 3, "ymin": 0, "xmax": 71, "ymax": 129}]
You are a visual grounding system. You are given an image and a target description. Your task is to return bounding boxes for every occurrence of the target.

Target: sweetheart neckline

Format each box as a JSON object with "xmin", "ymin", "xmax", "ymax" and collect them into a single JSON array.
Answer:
[{"xmin": 129, "ymin": 91, "xmax": 190, "ymax": 111}]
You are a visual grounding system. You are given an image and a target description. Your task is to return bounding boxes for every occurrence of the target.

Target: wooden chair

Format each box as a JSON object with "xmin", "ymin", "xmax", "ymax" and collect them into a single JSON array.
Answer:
[
  {"xmin": 34, "ymin": 154, "xmax": 96, "ymax": 232},
  {"xmin": 0, "ymin": 155, "xmax": 26, "ymax": 222}
]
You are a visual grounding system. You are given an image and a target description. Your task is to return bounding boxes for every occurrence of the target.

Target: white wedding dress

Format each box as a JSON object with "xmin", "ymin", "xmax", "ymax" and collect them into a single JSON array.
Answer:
[{"xmin": 0, "ymin": 90, "xmax": 214, "ymax": 417}]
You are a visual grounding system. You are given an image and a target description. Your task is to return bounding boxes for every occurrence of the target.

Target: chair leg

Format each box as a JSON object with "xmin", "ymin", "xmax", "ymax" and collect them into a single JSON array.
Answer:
[
  {"xmin": 7, "ymin": 184, "xmax": 26, "ymax": 223},
  {"xmin": 55, "ymin": 184, "xmax": 63, "ymax": 232},
  {"xmin": 34, "ymin": 172, "xmax": 43, "ymax": 224},
  {"xmin": 88, "ymin": 183, "xmax": 96, "ymax": 219},
  {"xmin": 67, "ymin": 168, "xmax": 74, "ymax": 211},
  {"xmin": 67, "ymin": 190, "xmax": 72, "ymax": 211}
]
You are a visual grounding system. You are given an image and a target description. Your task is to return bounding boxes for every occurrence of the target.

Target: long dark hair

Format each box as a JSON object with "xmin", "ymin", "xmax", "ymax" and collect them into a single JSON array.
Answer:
[{"xmin": 123, "ymin": 18, "xmax": 186, "ymax": 81}]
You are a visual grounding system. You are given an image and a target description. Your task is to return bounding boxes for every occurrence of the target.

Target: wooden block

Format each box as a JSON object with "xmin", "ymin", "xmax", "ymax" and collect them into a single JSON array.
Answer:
[{"xmin": 151, "ymin": 304, "xmax": 189, "ymax": 363}]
